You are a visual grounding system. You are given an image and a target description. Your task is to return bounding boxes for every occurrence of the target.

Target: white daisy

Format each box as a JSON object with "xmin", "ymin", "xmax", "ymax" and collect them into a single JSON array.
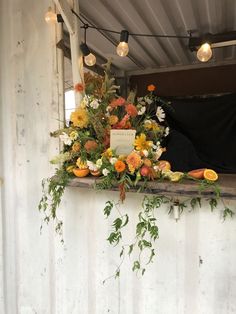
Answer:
[
  {"xmin": 156, "ymin": 106, "xmax": 165, "ymax": 122},
  {"xmin": 138, "ymin": 106, "xmax": 146, "ymax": 115}
]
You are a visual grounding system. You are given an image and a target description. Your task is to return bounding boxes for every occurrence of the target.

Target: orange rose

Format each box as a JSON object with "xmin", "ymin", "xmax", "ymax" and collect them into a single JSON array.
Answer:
[
  {"xmin": 114, "ymin": 160, "xmax": 126, "ymax": 173},
  {"xmin": 147, "ymin": 84, "xmax": 156, "ymax": 92}
]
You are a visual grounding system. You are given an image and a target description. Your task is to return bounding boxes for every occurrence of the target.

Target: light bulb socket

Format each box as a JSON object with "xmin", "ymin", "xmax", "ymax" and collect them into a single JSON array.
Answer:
[
  {"xmin": 80, "ymin": 43, "xmax": 90, "ymax": 56},
  {"xmin": 57, "ymin": 14, "xmax": 64, "ymax": 23},
  {"xmin": 120, "ymin": 30, "xmax": 129, "ymax": 43}
]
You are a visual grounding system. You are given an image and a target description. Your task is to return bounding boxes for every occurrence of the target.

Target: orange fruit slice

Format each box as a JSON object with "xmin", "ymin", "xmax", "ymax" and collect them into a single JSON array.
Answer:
[
  {"xmin": 73, "ymin": 168, "xmax": 90, "ymax": 177},
  {"xmin": 203, "ymin": 169, "xmax": 218, "ymax": 181},
  {"xmin": 188, "ymin": 168, "xmax": 205, "ymax": 179},
  {"xmin": 90, "ymin": 170, "xmax": 101, "ymax": 177}
]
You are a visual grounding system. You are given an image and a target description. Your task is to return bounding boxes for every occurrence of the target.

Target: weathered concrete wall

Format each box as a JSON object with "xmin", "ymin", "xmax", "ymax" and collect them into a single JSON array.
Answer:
[{"xmin": 0, "ymin": 1, "xmax": 236, "ymax": 314}]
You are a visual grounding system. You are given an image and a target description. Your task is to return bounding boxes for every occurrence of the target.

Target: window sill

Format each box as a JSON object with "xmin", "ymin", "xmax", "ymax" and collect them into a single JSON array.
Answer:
[{"xmin": 67, "ymin": 174, "xmax": 236, "ymax": 200}]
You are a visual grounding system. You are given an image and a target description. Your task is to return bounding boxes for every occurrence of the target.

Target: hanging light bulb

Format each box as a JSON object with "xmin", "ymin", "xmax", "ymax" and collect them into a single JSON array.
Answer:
[
  {"xmin": 45, "ymin": 7, "xmax": 63, "ymax": 24},
  {"xmin": 45, "ymin": 7, "xmax": 57, "ymax": 24},
  {"xmin": 80, "ymin": 43, "xmax": 96, "ymax": 66},
  {"xmin": 84, "ymin": 53, "xmax": 96, "ymax": 66},
  {"xmin": 117, "ymin": 30, "xmax": 129, "ymax": 57},
  {"xmin": 197, "ymin": 42, "xmax": 212, "ymax": 62}
]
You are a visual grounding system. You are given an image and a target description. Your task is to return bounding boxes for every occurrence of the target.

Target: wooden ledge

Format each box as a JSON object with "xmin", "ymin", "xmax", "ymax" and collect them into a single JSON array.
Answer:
[{"xmin": 67, "ymin": 174, "xmax": 236, "ymax": 200}]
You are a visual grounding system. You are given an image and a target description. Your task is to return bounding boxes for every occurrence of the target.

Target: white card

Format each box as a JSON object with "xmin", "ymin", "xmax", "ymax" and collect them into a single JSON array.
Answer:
[{"xmin": 110, "ymin": 129, "xmax": 136, "ymax": 155}]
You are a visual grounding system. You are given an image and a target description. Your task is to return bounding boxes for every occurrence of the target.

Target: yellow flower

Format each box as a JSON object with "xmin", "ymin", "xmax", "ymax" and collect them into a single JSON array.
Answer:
[
  {"xmin": 76, "ymin": 157, "xmax": 88, "ymax": 169},
  {"xmin": 134, "ymin": 133, "xmax": 153, "ymax": 151},
  {"xmin": 144, "ymin": 120, "xmax": 152, "ymax": 130},
  {"xmin": 109, "ymin": 115, "xmax": 118, "ymax": 125},
  {"xmin": 69, "ymin": 130, "xmax": 78, "ymax": 140},
  {"xmin": 70, "ymin": 108, "xmax": 88, "ymax": 128},
  {"xmin": 151, "ymin": 121, "xmax": 161, "ymax": 131},
  {"xmin": 66, "ymin": 165, "xmax": 75, "ymax": 173},
  {"xmin": 102, "ymin": 148, "xmax": 113, "ymax": 159}
]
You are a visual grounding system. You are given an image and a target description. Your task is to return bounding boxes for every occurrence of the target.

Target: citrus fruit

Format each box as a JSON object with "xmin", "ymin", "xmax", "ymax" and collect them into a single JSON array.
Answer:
[
  {"xmin": 90, "ymin": 170, "xmax": 101, "ymax": 177},
  {"xmin": 203, "ymin": 169, "xmax": 218, "ymax": 181},
  {"xmin": 158, "ymin": 160, "xmax": 171, "ymax": 171},
  {"xmin": 188, "ymin": 168, "xmax": 205, "ymax": 179},
  {"xmin": 169, "ymin": 171, "xmax": 184, "ymax": 182},
  {"xmin": 73, "ymin": 168, "xmax": 89, "ymax": 177}
]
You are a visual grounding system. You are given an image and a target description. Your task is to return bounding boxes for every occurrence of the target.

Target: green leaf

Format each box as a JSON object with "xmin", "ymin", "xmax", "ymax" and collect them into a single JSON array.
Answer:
[
  {"xmin": 190, "ymin": 197, "xmax": 201, "ymax": 210},
  {"xmin": 115, "ymin": 269, "xmax": 120, "ymax": 279},
  {"xmin": 112, "ymin": 218, "xmax": 122, "ymax": 231},
  {"xmin": 141, "ymin": 268, "xmax": 146, "ymax": 276},
  {"xmin": 132, "ymin": 261, "xmax": 140, "ymax": 272},
  {"xmin": 209, "ymin": 198, "xmax": 217, "ymax": 212},
  {"xmin": 149, "ymin": 225, "xmax": 159, "ymax": 240},
  {"xmin": 128, "ymin": 244, "xmax": 134, "ymax": 256},
  {"xmin": 120, "ymin": 247, "xmax": 124, "ymax": 258},
  {"xmin": 107, "ymin": 231, "xmax": 122, "ymax": 245},
  {"xmin": 136, "ymin": 222, "xmax": 146, "ymax": 236},
  {"xmin": 147, "ymin": 249, "xmax": 155, "ymax": 264},
  {"xmin": 122, "ymin": 214, "xmax": 129, "ymax": 228},
  {"xmin": 103, "ymin": 201, "xmax": 113, "ymax": 218},
  {"xmin": 223, "ymin": 207, "xmax": 234, "ymax": 220}
]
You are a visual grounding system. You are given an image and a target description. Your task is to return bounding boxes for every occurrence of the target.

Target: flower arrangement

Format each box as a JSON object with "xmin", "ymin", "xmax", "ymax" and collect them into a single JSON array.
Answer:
[{"xmin": 39, "ymin": 62, "xmax": 234, "ymax": 277}]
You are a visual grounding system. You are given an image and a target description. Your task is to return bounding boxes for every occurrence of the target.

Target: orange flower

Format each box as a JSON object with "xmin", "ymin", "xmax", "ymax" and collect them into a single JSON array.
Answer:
[
  {"xmin": 125, "ymin": 103, "xmax": 138, "ymax": 117},
  {"xmin": 72, "ymin": 142, "xmax": 81, "ymax": 152},
  {"xmin": 74, "ymin": 83, "xmax": 84, "ymax": 93},
  {"xmin": 84, "ymin": 140, "xmax": 98, "ymax": 152},
  {"xmin": 115, "ymin": 114, "xmax": 130, "ymax": 129},
  {"xmin": 109, "ymin": 115, "xmax": 119, "ymax": 125},
  {"xmin": 147, "ymin": 84, "xmax": 156, "ymax": 92},
  {"xmin": 126, "ymin": 152, "xmax": 142, "ymax": 173},
  {"xmin": 110, "ymin": 97, "xmax": 126, "ymax": 108},
  {"xmin": 114, "ymin": 160, "xmax": 126, "ymax": 173}
]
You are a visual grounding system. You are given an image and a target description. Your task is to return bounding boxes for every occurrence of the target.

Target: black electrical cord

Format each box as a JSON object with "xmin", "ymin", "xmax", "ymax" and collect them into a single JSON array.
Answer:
[{"xmin": 71, "ymin": 8, "xmax": 190, "ymax": 39}]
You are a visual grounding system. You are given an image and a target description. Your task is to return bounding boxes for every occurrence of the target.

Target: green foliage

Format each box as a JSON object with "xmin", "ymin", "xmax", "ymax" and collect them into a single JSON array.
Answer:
[
  {"xmin": 223, "ymin": 207, "xmax": 234, "ymax": 220},
  {"xmin": 103, "ymin": 179, "xmax": 234, "ymax": 279},
  {"xmin": 38, "ymin": 168, "xmax": 70, "ymax": 239},
  {"xmin": 208, "ymin": 198, "xmax": 218, "ymax": 211},
  {"xmin": 104, "ymin": 201, "xmax": 114, "ymax": 218}
]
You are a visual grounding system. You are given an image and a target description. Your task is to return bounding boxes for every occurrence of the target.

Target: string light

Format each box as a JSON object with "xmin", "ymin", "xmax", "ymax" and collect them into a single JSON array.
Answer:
[
  {"xmin": 197, "ymin": 43, "xmax": 212, "ymax": 62},
  {"xmin": 45, "ymin": 7, "xmax": 63, "ymax": 24},
  {"xmin": 48, "ymin": 7, "xmax": 224, "ymax": 64},
  {"xmin": 80, "ymin": 43, "xmax": 96, "ymax": 66},
  {"xmin": 116, "ymin": 30, "xmax": 129, "ymax": 57}
]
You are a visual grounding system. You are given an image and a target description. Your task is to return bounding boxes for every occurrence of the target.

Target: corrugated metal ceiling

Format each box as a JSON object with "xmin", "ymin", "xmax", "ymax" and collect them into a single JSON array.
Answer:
[{"xmin": 77, "ymin": 0, "xmax": 236, "ymax": 75}]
